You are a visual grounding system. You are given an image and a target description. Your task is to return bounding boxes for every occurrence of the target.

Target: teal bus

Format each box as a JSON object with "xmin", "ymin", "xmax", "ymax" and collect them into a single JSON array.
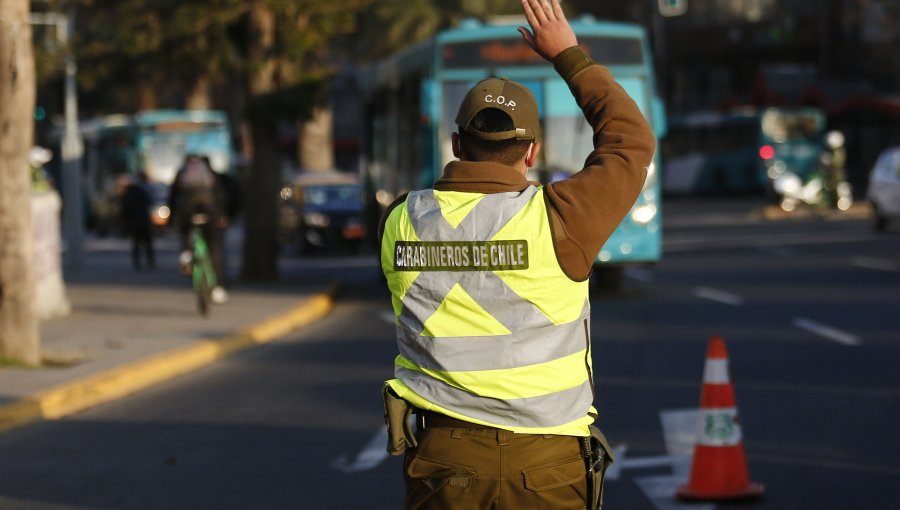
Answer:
[
  {"xmin": 758, "ymin": 106, "xmax": 826, "ymax": 197},
  {"xmin": 362, "ymin": 16, "xmax": 666, "ymax": 277},
  {"xmin": 78, "ymin": 109, "xmax": 233, "ymax": 233},
  {"xmin": 662, "ymin": 109, "xmax": 761, "ymax": 194},
  {"xmin": 661, "ymin": 106, "xmax": 827, "ymax": 198}
]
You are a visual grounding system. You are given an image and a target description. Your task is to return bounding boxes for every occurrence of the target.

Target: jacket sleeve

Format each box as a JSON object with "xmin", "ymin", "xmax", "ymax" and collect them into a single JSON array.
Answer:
[{"xmin": 544, "ymin": 46, "xmax": 656, "ymax": 281}]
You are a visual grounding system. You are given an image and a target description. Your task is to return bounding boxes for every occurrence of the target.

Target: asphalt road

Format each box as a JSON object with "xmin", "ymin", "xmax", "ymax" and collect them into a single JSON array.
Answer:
[{"xmin": 1, "ymin": 198, "xmax": 898, "ymax": 510}]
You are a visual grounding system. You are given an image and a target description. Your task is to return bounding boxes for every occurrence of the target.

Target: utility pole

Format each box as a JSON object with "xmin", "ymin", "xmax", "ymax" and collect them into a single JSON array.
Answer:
[
  {"xmin": 653, "ymin": 0, "xmax": 687, "ymax": 110},
  {"xmin": 61, "ymin": 9, "xmax": 83, "ymax": 270},
  {"xmin": 31, "ymin": 8, "xmax": 83, "ymax": 270}
]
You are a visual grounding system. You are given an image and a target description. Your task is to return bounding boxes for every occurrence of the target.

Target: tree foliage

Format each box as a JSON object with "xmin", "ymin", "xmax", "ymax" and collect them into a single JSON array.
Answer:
[
  {"xmin": 355, "ymin": 0, "xmax": 525, "ymax": 60},
  {"xmin": 31, "ymin": 0, "xmax": 539, "ymax": 282}
]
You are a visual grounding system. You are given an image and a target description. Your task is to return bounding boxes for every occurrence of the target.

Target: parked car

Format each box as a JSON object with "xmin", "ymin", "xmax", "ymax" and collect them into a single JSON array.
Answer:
[
  {"xmin": 288, "ymin": 172, "xmax": 366, "ymax": 254},
  {"xmin": 868, "ymin": 147, "xmax": 900, "ymax": 232}
]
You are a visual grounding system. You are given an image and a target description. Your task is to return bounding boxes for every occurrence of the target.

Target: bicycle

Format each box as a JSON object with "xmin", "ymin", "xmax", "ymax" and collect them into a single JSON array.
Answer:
[{"xmin": 188, "ymin": 213, "xmax": 218, "ymax": 316}]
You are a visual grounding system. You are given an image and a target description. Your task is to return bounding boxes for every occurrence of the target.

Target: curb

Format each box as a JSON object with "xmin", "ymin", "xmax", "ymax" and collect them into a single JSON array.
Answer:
[{"xmin": 0, "ymin": 284, "xmax": 338, "ymax": 435}]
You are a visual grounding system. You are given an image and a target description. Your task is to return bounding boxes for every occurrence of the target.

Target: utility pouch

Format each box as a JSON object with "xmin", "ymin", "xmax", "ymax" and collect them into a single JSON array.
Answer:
[
  {"xmin": 381, "ymin": 383, "xmax": 417, "ymax": 456},
  {"xmin": 584, "ymin": 425, "xmax": 615, "ymax": 510}
]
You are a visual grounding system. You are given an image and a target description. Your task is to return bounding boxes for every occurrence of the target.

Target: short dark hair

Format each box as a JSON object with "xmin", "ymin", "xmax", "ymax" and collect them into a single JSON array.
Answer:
[{"xmin": 458, "ymin": 108, "xmax": 532, "ymax": 166}]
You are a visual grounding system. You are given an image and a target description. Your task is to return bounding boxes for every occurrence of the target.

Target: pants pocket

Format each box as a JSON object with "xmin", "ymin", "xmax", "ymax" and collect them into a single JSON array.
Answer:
[
  {"xmin": 521, "ymin": 455, "xmax": 588, "ymax": 510},
  {"xmin": 405, "ymin": 454, "xmax": 476, "ymax": 510}
]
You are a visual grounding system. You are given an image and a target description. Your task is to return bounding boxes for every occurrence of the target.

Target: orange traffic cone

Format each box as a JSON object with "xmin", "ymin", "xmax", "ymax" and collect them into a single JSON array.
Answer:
[{"xmin": 677, "ymin": 336, "xmax": 764, "ymax": 501}]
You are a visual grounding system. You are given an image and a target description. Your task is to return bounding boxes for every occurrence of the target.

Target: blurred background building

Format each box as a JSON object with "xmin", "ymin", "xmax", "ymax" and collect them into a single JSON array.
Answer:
[{"xmin": 580, "ymin": 0, "xmax": 900, "ymax": 192}]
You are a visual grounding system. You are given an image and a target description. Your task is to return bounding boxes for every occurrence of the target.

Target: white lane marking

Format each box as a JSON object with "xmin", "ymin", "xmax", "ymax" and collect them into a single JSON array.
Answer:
[
  {"xmin": 664, "ymin": 231, "xmax": 874, "ymax": 253},
  {"xmin": 793, "ymin": 317, "xmax": 861, "ymax": 346},
  {"xmin": 605, "ymin": 447, "xmax": 681, "ymax": 481},
  {"xmin": 625, "ymin": 268, "xmax": 654, "ymax": 282},
  {"xmin": 607, "ymin": 409, "xmax": 696, "ymax": 481},
  {"xmin": 608, "ymin": 409, "xmax": 713, "ymax": 510},
  {"xmin": 694, "ymin": 286, "xmax": 744, "ymax": 306},
  {"xmin": 634, "ymin": 476, "xmax": 715, "ymax": 510},
  {"xmin": 851, "ymin": 257, "xmax": 899, "ymax": 272},
  {"xmin": 377, "ymin": 309, "xmax": 396, "ymax": 325},
  {"xmin": 330, "ymin": 425, "xmax": 389, "ymax": 473}
]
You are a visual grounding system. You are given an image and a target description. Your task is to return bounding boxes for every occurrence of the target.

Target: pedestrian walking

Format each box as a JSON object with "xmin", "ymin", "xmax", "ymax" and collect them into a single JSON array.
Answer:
[
  {"xmin": 378, "ymin": 1, "xmax": 656, "ymax": 508},
  {"xmin": 120, "ymin": 172, "xmax": 155, "ymax": 270}
]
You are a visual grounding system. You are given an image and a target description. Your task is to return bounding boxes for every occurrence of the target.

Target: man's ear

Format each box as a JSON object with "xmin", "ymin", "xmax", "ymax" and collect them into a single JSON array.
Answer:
[
  {"xmin": 452, "ymin": 132, "xmax": 461, "ymax": 159},
  {"xmin": 525, "ymin": 142, "xmax": 540, "ymax": 167}
]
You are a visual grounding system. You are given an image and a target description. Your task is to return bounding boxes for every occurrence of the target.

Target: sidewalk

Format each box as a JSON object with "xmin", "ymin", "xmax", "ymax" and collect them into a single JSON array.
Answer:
[{"xmin": 0, "ymin": 231, "xmax": 337, "ymax": 434}]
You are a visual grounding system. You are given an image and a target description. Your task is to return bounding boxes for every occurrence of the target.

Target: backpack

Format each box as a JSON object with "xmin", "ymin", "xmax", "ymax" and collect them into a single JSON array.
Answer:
[{"xmin": 180, "ymin": 160, "xmax": 217, "ymax": 193}]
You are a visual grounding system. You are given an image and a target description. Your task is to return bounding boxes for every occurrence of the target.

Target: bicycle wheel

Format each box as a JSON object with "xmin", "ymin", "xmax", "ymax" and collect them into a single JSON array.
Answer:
[{"xmin": 195, "ymin": 264, "xmax": 210, "ymax": 315}]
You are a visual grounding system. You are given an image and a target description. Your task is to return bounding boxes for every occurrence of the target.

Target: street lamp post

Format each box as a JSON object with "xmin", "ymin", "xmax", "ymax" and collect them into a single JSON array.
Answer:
[{"xmin": 30, "ymin": 9, "xmax": 84, "ymax": 271}]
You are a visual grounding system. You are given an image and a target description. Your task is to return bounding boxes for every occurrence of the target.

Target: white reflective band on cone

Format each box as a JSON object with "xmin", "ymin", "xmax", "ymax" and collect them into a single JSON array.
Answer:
[
  {"xmin": 703, "ymin": 358, "xmax": 730, "ymax": 384},
  {"xmin": 696, "ymin": 408, "xmax": 742, "ymax": 447}
]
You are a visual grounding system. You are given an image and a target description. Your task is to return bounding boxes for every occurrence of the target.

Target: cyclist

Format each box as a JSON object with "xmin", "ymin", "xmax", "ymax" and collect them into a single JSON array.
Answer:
[{"xmin": 169, "ymin": 155, "xmax": 230, "ymax": 304}]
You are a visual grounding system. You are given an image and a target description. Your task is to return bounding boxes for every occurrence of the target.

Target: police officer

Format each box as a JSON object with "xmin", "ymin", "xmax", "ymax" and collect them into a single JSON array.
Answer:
[{"xmin": 378, "ymin": 0, "xmax": 655, "ymax": 508}]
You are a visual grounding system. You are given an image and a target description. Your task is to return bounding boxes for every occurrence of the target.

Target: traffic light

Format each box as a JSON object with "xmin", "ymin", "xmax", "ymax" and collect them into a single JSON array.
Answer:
[{"xmin": 658, "ymin": 0, "xmax": 688, "ymax": 17}]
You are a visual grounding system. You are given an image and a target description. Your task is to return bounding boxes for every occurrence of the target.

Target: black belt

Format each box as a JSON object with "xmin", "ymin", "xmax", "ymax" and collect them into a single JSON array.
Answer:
[{"xmin": 416, "ymin": 410, "xmax": 494, "ymax": 430}]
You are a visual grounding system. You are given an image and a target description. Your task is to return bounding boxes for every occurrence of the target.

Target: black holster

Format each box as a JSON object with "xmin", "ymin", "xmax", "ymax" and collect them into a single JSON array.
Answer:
[
  {"xmin": 381, "ymin": 383, "xmax": 418, "ymax": 456},
  {"xmin": 582, "ymin": 425, "xmax": 615, "ymax": 510}
]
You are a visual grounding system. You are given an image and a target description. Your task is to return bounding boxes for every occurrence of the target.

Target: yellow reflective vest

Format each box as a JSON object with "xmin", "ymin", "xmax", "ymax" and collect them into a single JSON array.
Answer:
[{"xmin": 381, "ymin": 186, "xmax": 596, "ymax": 436}]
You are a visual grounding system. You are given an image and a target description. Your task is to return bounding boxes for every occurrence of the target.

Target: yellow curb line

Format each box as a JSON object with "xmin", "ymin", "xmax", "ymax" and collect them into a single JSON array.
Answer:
[{"xmin": 0, "ymin": 286, "xmax": 336, "ymax": 435}]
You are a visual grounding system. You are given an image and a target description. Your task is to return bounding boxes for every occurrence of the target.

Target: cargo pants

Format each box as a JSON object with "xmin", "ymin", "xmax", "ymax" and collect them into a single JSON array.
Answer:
[{"xmin": 403, "ymin": 426, "xmax": 587, "ymax": 509}]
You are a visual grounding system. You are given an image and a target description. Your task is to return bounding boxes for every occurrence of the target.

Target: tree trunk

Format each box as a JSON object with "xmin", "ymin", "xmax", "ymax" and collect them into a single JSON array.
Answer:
[
  {"xmin": 241, "ymin": 1, "xmax": 280, "ymax": 282},
  {"xmin": 186, "ymin": 74, "xmax": 212, "ymax": 110},
  {"xmin": 137, "ymin": 82, "xmax": 158, "ymax": 110},
  {"xmin": 298, "ymin": 106, "xmax": 334, "ymax": 172},
  {"xmin": 0, "ymin": 0, "xmax": 40, "ymax": 364}
]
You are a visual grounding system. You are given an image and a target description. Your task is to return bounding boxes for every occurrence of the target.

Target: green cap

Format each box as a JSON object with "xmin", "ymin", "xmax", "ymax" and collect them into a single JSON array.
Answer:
[{"xmin": 455, "ymin": 78, "xmax": 540, "ymax": 141}]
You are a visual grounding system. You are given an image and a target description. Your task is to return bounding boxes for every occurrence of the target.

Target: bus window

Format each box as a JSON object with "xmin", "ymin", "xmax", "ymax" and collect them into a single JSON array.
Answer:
[
  {"xmin": 442, "ymin": 36, "xmax": 643, "ymax": 69},
  {"xmin": 543, "ymin": 79, "xmax": 592, "ymax": 182},
  {"xmin": 761, "ymin": 109, "xmax": 824, "ymax": 143},
  {"xmin": 143, "ymin": 136, "xmax": 187, "ymax": 184},
  {"xmin": 441, "ymin": 81, "xmax": 475, "ymax": 167},
  {"xmin": 662, "ymin": 111, "xmax": 762, "ymax": 194}
]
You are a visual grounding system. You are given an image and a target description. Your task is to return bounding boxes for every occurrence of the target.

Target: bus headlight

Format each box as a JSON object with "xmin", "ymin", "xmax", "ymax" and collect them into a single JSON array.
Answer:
[
  {"xmin": 151, "ymin": 205, "xmax": 171, "ymax": 226},
  {"xmin": 773, "ymin": 172, "xmax": 801, "ymax": 195},
  {"xmin": 303, "ymin": 212, "xmax": 331, "ymax": 228},
  {"xmin": 631, "ymin": 203, "xmax": 657, "ymax": 224}
]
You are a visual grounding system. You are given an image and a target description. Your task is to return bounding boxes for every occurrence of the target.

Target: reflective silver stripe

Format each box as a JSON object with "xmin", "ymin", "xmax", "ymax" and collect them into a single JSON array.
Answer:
[
  {"xmin": 401, "ymin": 187, "xmax": 550, "ymax": 335},
  {"xmin": 396, "ymin": 366, "xmax": 594, "ymax": 429},
  {"xmin": 397, "ymin": 301, "xmax": 590, "ymax": 372},
  {"xmin": 407, "ymin": 188, "xmax": 539, "ymax": 242},
  {"xmin": 399, "ymin": 268, "xmax": 553, "ymax": 334}
]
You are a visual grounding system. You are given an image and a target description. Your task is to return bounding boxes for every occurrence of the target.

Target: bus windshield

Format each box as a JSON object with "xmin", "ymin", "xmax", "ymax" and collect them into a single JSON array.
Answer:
[
  {"xmin": 761, "ymin": 109, "xmax": 824, "ymax": 143},
  {"xmin": 442, "ymin": 76, "xmax": 643, "ymax": 182}
]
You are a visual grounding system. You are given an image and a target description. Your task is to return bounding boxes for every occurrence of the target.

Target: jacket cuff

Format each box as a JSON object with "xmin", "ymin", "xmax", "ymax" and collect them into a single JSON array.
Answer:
[{"xmin": 553, "ymin": 46, "xmax": 595, "ymax": 82}]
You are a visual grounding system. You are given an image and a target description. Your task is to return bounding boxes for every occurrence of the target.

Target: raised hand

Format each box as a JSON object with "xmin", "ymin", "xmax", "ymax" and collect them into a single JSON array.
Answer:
[{"xmin": 517, "ymin": 0, "xmax": 578, "ymax": 61}]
